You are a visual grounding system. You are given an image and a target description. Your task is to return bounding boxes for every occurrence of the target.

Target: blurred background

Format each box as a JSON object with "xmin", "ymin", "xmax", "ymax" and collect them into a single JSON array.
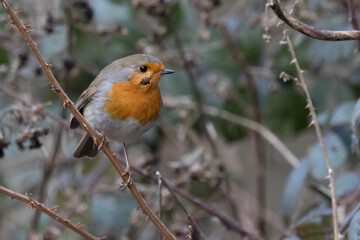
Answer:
[{"xmin": 1, "ymin": 0, "xmax": 360, "ymax": 239}]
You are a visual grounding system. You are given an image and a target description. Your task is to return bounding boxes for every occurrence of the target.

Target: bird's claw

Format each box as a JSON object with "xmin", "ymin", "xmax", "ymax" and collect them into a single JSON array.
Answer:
[{"xmin": 119, "ymin": 168, "xmax": 132, "ymax": 190}]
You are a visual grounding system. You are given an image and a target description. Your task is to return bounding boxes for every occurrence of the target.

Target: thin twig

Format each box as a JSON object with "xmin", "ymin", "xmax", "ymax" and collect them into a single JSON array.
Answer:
[
  {"xmin": 157, "ymin": 171, "xmax": 163, "ymax": 240},
  {"xmin": 159, "ymin": 173, "xmax": 207, "ymax": 240},
  {"xmin": 268, "ymin": 0, "xmax": 360, "ymax": 41},
  {"xmin": 0, "ymin": 1, "xmax": 176, "ymax": 239},
  {"xmin": 0, "ymin": 185, "xmax": 101, "ymax": 240},
  {"xmin": 285, "ymin": 31, "xmax": 340, "ymax": 240}
]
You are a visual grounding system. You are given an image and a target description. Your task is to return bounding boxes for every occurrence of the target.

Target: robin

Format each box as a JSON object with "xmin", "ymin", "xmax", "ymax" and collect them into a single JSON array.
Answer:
[{"xmin": 70, "ymin": 54, "xmax": 174, "ymax": 181}]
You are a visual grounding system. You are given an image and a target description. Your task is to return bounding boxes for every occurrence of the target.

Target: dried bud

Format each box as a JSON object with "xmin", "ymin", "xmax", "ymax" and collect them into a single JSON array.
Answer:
[
  {"xmin": 73, "ymin": 1, "xmax": 93, "ymax": 23},
  {"xmin": 0, "ymin": 138, "xmax": 10, "ymax": 158},
  {"xmin": 44, "ymin": 13, "xmax": 56, "ymax": 34},
  {"xmin": 63, "ymin": 57, "xmax": 76, "ymax": 72}
]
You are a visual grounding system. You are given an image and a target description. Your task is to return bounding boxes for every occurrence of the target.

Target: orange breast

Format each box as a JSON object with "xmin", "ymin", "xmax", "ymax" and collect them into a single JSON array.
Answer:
[{"xmin": 103, "ymin": 82, "xmax": 161, "ymax": 125}]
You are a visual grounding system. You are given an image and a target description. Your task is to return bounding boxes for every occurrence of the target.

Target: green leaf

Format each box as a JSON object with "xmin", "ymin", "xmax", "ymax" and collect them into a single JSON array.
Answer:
[
  {"xmin": 0, "ymin": 45, "xmax": 8, "ymax": 64},
  {"xmin": 238, "ymin": 25, "xmax": 264, "ymax": 64},
  {"xmin": 330, "ymin": 101, "xmax": 356, "ymax": 126},
  {"xmin": 263, "ymin": 89, "xmax": 308, "ymax": 135},
  {"xmin": 335, "ymin": 172, "xmax": 360, "ymax": 198},
  {"xmin": 296, "ymin": 222, "xmax": 329, "ymax": 240},
  {"xmin": 281, "ymin": 158, "xmax": 310, "ymax": 218},
  {"xmin": 309, "ymin": 133, "xmax": 348, "ymax": 181}
]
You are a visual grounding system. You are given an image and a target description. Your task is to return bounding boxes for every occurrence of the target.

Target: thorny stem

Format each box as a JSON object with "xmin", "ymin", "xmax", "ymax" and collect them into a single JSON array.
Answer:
[
  {"xmin": 285, "ymin": 32, "xmax": 340, "ymax": 240},
  {"xmin": 0, "ymin": 1, "xmax": 176, "ymax": 239},
  {"xmin": 0, "ymin": 186, "xmax": 101, "ymax": 240}
]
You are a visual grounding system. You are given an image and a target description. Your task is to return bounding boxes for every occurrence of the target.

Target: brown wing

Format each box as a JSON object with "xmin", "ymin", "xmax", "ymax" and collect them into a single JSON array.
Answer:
[{"xmin": 69, "ymin": 74, "xmax": 105, "ymax": 129}]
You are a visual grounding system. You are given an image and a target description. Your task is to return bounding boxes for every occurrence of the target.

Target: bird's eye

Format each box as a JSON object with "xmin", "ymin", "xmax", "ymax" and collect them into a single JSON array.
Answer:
[{"xmin": 140, "ymin": 66, "xmax": 147, "ymax": 73}]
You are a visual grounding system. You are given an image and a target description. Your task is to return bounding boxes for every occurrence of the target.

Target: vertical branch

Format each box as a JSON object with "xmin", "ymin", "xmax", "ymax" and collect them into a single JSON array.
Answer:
[
  {"xmin": 285, "ymin": 31, "xmax": 340, "ymax": 240},
  {"xmin": 219, "ymin": 23, "xmax": 267, "ymax": 236},
  {"xmin": 165, "ymin": 15, "xmax": 218, "ymax": 158}
]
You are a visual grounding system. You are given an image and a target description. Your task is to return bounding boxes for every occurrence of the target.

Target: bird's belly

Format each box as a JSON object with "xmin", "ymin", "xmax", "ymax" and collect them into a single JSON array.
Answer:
[
  {"xmin": 101, "ymin": 117, "xmax": 155, "ymax": 143},
  {"xmin": 83, "ymin": 100, "xmax": 156, "ymax": 143}
]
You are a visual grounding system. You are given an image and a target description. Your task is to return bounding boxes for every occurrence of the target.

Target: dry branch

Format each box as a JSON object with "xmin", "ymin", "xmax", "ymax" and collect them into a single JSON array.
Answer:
[
  {"xmin": 163, "ymin": 96, "xmax": 300, "ymax": 167},
  {"xmin": 0, "ymin": 1, "xmax": 175, "ymax": 239},
  {"xmin": 268, "ymin": 0, "xmax": 360, "ymax": 41},
  {"xmin": 0, "ymin": 186, "xmax": 101, "ymax": 240},
  {"xmin": 159, "ymin": 173, "xmax": 206, "ymax": 240}
]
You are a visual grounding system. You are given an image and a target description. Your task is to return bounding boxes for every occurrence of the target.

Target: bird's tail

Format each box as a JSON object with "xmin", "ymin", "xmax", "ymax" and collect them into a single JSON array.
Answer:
[{"xmin": 73, "ymin": 133, "xmax": 99, "ymax": 158}]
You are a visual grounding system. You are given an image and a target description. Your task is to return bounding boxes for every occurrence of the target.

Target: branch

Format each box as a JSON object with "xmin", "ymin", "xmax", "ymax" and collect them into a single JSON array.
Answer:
[
  {"xmin": 268, "ymin": 0, "xmax": 360, "ymax": 41},
  {"xmin": 159, "ymin": 173, "xmax": 206, "ymax": 240},
  {"xmin": 0, "ymin": 185, "xmax": 101, "ymax": 240},
  {"xmin": 285, "ymin": 31, "xmax": 340, "ymax": 240},
  {"xmin": 163, "ymin": 96, "xmax": 300, "ymax": 167},
  {"xmin": 0, "ymin": 1, "xmax": 175, "ymax": 239},
  {"xmin": 118, "ymin": 158, "xmax": 263, "ymax": 240}
]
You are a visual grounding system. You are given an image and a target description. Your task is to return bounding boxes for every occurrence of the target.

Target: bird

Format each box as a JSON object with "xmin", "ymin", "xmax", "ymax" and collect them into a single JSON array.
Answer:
[{"xmin": 69, "ymin": 54, "xmax": 174, "ymax": 184}]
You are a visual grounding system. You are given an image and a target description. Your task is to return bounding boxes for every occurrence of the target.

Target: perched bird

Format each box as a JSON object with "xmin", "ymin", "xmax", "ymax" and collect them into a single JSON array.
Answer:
[{"xmin": 70, "ymin": 54, "xmax": 174, "ymax": 178}]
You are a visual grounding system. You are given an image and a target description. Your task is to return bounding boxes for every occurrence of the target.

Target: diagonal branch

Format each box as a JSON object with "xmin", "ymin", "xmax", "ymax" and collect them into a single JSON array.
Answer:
[
  {"xmin": 268, "ymin": 0, "xmax": 360, "ymax": 41},
  {"xmin": 164, "ymin": 96, "xmax": 300, "ymax": 167},
  {"xmin": 159, "ymin": 173, "xmax": 206, "ymax": 240},
  {"xmin": 0, "ymin": 1, "xmax": 175, "ymax": 239},
  {"xmin": 0, "ymin": 185, "xmax": 101, "ymax": 240}
]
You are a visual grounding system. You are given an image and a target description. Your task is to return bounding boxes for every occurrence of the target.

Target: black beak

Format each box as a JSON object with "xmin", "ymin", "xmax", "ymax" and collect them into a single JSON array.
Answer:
[{"xmin": 159, "ymin": 68, "xmax": 175, "ymax": 74}]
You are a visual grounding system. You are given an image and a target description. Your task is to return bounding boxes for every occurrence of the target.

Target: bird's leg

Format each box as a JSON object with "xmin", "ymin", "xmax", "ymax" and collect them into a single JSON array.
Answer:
[{"xmin": 119, "ymin": 143, "xmax": 132, "ymax": 190}]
